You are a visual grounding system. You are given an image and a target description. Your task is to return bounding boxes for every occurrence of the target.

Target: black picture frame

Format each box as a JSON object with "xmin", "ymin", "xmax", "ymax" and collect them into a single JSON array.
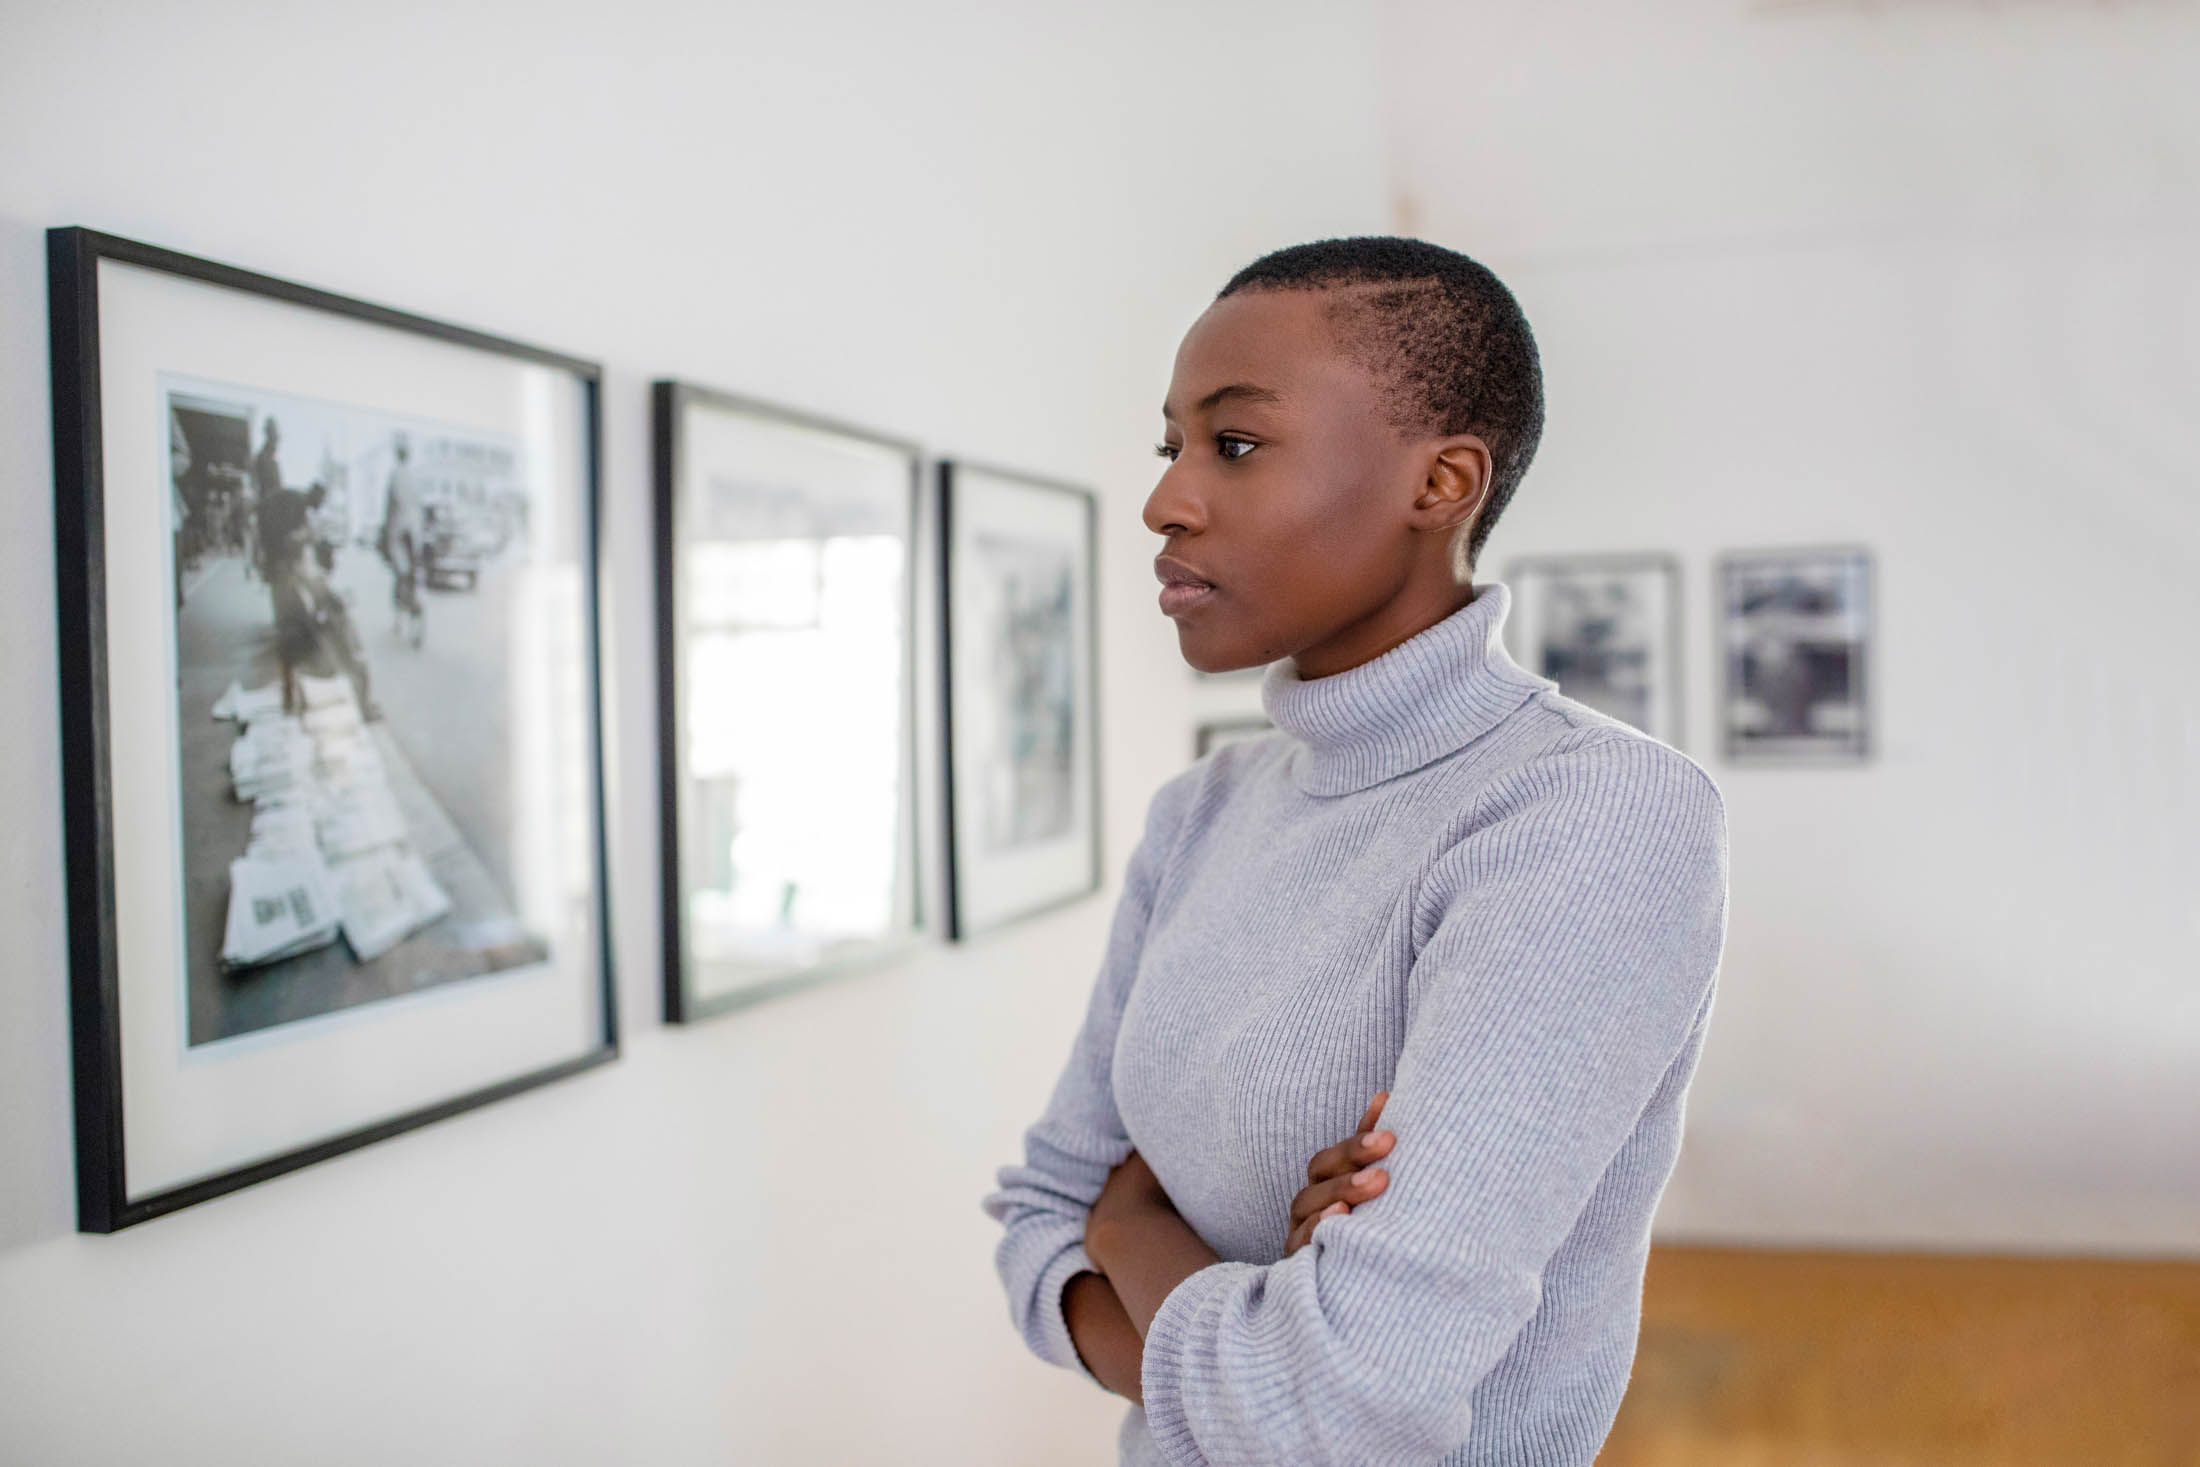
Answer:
[
  {"xmin": 937, "ymin": 459, "xmax": 1103, "ymax": 941},
  {"xmin": 1502, "ymin": 551, "xmax": 1686, "ymax": 748},
  {"xmin": 50, "ymin": 227, "xmax": 617, "ymax": 1232},
  {"xmin": 1714, "ymin": 544, "xmax": 1874, "ymax": 764},
  {"xmin": 652, "ymin": 380, "xmax": 927, "ymax": 1024}
]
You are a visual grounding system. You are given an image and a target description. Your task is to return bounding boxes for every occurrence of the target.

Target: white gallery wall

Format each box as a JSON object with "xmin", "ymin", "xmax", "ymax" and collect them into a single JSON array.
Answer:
[
  {"xmin": 1378, "ymin": 0, "xmax": 2200, "ymax": 1254},
  {"xmin": 6, "ymin": 0, "xmax": 2196, "ymax": 1460},
  {"xmin": 0, "ymin": 2, "xmax": 1387, "ymax": 1462}
]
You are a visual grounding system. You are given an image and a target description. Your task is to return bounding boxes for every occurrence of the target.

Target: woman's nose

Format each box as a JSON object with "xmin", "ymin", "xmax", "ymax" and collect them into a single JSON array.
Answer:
[{"xmin": 1142, "ymin": 464, "xmax": 1204, "ymax": 538}]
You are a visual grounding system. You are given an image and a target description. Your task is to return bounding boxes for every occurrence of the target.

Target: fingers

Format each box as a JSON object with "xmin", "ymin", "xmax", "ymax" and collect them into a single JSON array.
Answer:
[
  {"xmin": 1287, "ymin": 1162, "xmax": 1390, "ymax": 1230},
  {"xmin": 1304, "ymin": 1124, "xmax": 1395, "ymax": 1185},
  {"xmin": 1284, "ymin": 1196, "xmax": 1346, "ymax": 1258},
  {"xmin": 1305, "ymin": 1091, "xmax": 1391, "ymax": 1184},
  {"xmin": 1285, "ymin": 1199, "xmax": 1353, "ymax": 1257},
  {"xmin": 1286, "ymin": 1091, "xmax": 1398, "ymax": 1258}
]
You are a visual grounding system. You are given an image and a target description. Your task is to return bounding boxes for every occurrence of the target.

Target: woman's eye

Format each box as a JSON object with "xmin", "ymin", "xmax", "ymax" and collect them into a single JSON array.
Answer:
[
  {"xmin": 1218, "ymin": 437, "xmax": 1256, "ymax": 461},
  {"xmin": 1154, "ymin": 442, "xmax": 1180, "ymax": 462}
]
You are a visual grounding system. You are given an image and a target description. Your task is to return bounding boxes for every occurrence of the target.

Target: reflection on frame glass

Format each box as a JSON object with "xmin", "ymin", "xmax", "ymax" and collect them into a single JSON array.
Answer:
[
  {"xmin": 654, "ymin": 383, "xmax": 924, "ymax": 1021},
  {"xmin": 1717, "ymin": 546, "xmax": 1872, "ymax": 762},
  {"xmin": 1504, "ymin": 553, "xmax": 1684, "ymax": 747},
  {"xmin": 50, "ymin": 227, "xmax": 614, "ymax": 1232},
  {"xmin": 939, "ymin": 460, "xmax": 1100, "ymax": 940}
]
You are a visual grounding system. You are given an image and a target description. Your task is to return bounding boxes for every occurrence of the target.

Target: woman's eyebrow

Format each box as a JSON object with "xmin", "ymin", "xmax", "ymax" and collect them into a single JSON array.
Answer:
[{"xmin": 1162, "ymin": 382, "xmax": 1286, "ymax": 421}]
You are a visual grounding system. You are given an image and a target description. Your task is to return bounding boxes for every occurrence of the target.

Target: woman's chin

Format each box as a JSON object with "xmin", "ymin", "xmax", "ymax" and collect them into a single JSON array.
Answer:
[{"xmin": 1179, "ymin": 630, "xmax": 1265, "ymax": 677}]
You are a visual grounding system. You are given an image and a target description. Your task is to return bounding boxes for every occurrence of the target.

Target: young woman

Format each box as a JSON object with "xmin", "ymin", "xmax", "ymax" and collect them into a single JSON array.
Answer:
[{"xmin": 981, "ymin": 237, "xmax": 1729, "ymax": 1466}]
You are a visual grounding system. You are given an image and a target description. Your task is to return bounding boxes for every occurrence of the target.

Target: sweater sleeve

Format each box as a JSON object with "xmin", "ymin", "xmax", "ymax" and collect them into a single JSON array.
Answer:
[
  {"xmin": 980, "ymin": 764, "xmax": 1203, "ymax": 1385},
  {"xmin": 1139, "ymin": 734, "xmax": 1729, "ymax": 1465}
]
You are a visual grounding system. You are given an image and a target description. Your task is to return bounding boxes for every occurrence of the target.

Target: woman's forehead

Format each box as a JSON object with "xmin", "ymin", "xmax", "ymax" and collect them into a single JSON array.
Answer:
[{"xmin": 1168, "ymin": 291, "xmax": 1372, "ymax": 419}]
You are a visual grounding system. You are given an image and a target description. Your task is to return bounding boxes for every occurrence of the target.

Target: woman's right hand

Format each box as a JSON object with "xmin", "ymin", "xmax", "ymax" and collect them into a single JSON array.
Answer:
[{"xmin": 1283, "ymin": 1090, "xmax": 1394, "ymax": 1257}]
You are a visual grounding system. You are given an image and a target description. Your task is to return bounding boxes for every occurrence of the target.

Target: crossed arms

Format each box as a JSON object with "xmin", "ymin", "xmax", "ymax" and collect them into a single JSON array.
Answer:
[{"xmin": 981, "ymin": 733, "xmax": 1728, "ymax": 1465}]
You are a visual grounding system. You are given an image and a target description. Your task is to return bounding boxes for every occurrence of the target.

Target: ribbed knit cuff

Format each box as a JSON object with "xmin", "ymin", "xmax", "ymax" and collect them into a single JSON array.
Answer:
[
  {"xmin": 1034, "ymin": 1235, "xmax": 1104, "ymax": 1387},
  {"xmin": 1139, "ymin": 1260, "xmax": 1253, "ymax": 1464}
]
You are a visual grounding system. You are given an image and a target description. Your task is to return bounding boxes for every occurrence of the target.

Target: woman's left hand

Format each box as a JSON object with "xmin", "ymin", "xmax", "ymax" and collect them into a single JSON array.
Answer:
[
  {"xmin": 1283, "ymin": 1090, "xmax": 1393, "ymax": 1256},
  {"xmin": 1081, "ymin": 1148, "xmax": 1223, "ymax": 1337},
  {"xmin": 1087, "ymin": 1149, "xmax": 1175, "ymax": 1249}
]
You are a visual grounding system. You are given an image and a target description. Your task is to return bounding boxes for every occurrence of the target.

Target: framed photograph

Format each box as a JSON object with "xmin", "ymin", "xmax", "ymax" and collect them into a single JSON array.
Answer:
[
  {"xmin": 653, "ymin": 383, "xmax": 925, "ymax": 1022},
  {"xmin": 50, "ymin": 227, "xmax": 615, "ymax": 1231},
  {"xmin": 1195, "ymin": 717, "xmax": 1273, "ymax": 760},
  {"xmin": 1717, "ymin": 546, "xmax": 1872, "ymax": 762},
  {"xmin": 938, "ymin": 461, "xmax": 1100, "ymax": 940},
  {"xmin": 1503, "ymin": 553, "xmax": 1684, "ymax": 746}
]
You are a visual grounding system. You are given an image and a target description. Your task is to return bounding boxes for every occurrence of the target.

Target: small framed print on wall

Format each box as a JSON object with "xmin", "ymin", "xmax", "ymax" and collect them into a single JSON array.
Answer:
[
  {"xmin": 938, "ymin": 460, "xmax": 1101, "ymax": 940},
  {"xmin": 1503, "ymin": 553, "xmax": 1685, "ymax": 747},
  {"xmin": 49, "ymin": 228, "xmax": 616, "ymax": 1231},
  {"xmin": 653, "ymin": 382, "xmax": 926, "ymax": 1022},
  {"xmin": 1717, "ymin": 545, "xmax": 1873, "ymax": 763}
]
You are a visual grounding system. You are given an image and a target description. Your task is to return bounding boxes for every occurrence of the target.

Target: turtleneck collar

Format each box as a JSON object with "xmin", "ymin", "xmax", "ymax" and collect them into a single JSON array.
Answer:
[{"xmin": 1258, "ymin": 582, "xmax": 1554, "ymax": 797}]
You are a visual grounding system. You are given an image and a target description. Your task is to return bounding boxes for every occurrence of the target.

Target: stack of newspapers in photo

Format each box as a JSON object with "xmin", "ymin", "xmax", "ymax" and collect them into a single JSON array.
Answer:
[{"xmin": 211, "ymin": 674, "xmax": 452, "ymax": 970}]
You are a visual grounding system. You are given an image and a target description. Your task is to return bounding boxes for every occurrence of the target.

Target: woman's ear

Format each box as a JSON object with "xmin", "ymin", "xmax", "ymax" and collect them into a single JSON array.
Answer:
[{"xmin": 1410, "ymin": 434, "xmax": 1492, "ymax": 535}]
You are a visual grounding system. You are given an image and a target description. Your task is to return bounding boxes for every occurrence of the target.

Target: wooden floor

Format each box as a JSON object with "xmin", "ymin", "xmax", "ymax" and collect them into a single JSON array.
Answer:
[{"xmin": 1599, "ymin": 1245, "xmax": 2200, "ymax": 1467}]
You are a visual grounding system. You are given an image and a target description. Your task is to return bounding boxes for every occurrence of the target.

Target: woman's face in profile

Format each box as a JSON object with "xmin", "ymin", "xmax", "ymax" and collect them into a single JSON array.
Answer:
[{"xmin": 1146, "ymin": 287, "xmax": 1426, "ymax": 676}]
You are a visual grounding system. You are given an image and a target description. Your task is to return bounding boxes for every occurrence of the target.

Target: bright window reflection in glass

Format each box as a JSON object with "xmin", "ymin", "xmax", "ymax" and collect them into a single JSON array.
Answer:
[
  {"xmin": 667, "ymin": 395, "xmax": 918, "ymax": 1014},
  {"xmin": 683, "ymin": 533, "xmax": 905, "ymax": 978}
]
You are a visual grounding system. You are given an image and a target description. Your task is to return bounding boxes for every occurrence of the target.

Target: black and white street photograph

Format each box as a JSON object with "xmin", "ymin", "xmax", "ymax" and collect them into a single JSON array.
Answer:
[
  {"xmin": 51, "ymin": 227, "xmax": 613, "ymax": 1229},
  {"xmin": 1718, "ymin": 547, "xmax": 1872, "ymax": 761},
  {"xmin": 973, "ymin": 532, "xmax": 1078, "ymax": 850},
  {"xmin": 167, "ymin": 376, "xmax": 550, "ymax": 1044},
  {"xmin": 940, "ymin": 461, "xmax": 1099, "ymax": 939},
  {"xmin": 1505, "ymin": 554, "xmax": 1683, "ymax": 746}
]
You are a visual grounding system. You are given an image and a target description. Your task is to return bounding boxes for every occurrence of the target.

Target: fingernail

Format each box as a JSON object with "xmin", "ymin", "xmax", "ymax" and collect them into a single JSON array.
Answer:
[
  {"xmin": 1352, "ymin": 1167, "xmax": 1381, "ymax": 1185},
  {"xmin": 1321, "ymin": 1201, "xmax": 1347, "ymax": 1218}
]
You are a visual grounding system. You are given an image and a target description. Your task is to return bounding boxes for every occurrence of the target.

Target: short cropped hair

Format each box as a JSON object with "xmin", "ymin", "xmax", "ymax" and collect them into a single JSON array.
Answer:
[{"xmin": 1217, "ymin": 237, "xmax": 1543, "ymax": 576}]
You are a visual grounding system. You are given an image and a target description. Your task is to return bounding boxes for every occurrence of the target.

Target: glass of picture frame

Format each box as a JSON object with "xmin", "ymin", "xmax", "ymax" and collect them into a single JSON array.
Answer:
[
  {"xmin": 1717, "ymin": 545, "xmax": 1873, "ymax": 762},
  {"xmin": 48, "ymin": 227, "xmax": 615, "ymax": 1231},
  {"xmin": 653, "ymin": 382, "xmax": 925, "ymax": 1021},
  {"xmin": 938, "ymin": 460, "xmax": 1101, "ymax": 940},
  {"xmin": 1503, "ymin": 553, "xmax": 1685, "ymax": 747}
]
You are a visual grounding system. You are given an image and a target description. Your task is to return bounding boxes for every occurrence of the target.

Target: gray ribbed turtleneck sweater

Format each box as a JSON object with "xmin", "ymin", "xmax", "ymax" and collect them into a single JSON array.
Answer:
[{"xmin": 982, "ymin": 582, "xmax": 1729, "ymax": 1467}]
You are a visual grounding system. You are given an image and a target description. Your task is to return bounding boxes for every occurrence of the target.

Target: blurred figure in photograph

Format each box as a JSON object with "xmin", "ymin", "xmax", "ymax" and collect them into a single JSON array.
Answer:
[
  {"xmin": 265, "ymin": 480, "xmax": 379, "ymax": 720},
  {"xmin": 258, "ymin": 475, "xmax": 318, "ymax": 714},
  {"xmin": 170, "ymin": 404, "xmax": 192, "ymax": 608},
  {"xmin": 380, "ymin": 431, "xmax": 425, "ymax": 647},
  {"xmin": 1742, "ymin": 622, "xmax": 1814, "ymax": 737},
  {"xmin": 247, "ymin": 414, "xmax": 284, "ymax": 584}
]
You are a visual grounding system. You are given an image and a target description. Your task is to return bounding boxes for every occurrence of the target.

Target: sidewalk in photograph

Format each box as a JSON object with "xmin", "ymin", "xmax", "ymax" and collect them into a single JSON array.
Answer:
[{"xmin": 176, "ymin": 550, "xmax": 542, "ymax": 1045}]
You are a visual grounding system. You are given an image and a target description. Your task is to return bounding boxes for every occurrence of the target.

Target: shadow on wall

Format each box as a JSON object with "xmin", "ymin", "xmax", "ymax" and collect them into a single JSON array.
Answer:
[{"xmin": 0, "ymin": 210, "xmax": 76, "ymax": 1253}]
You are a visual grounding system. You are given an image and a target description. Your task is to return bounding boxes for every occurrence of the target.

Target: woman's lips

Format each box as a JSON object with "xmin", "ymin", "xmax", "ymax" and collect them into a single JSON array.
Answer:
[{"xmin": 1159, "ymin": 582, "xmax": 1215, "ymax": 616}]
